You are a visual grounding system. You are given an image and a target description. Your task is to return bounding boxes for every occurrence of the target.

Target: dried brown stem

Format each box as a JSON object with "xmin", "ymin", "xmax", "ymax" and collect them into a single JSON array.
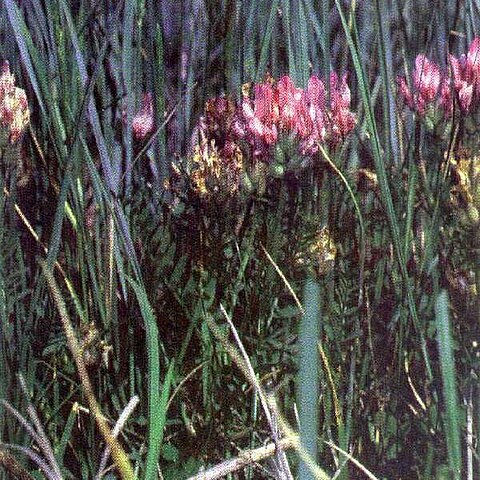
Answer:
[{"xmin": 186, "ymin": 437, "xmax": 295, "ymax": 480}]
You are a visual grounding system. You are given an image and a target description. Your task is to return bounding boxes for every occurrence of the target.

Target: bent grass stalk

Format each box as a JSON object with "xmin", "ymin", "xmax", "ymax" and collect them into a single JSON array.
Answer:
[
  {"xmin": 261, "ymin": 249, "xmax": 378, "ymax": 478},
  {"xmin": 41, "ymin": 262, "xmax": 135, "ymax": 480},
  {"xmin": 203, "ymin": 310, "xmax": 329, "ymax": 479},
  {"xmin": 95, "ymin": 395, "xmax": 140, "ymax": 480},
  {"xmin": 2, "ymin": 185, "xmax": 87, "ymax": 322},
  {"xmin": 219, "ymin": 304, "xmax": 293, "ymax": 479},
  {"xmin": 276, "ymin": 412, "xmax": 379, "ymax": 480}
]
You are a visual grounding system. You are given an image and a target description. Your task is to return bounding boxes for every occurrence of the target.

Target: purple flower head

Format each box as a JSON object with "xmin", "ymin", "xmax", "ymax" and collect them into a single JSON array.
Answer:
[
  {"xmin": 328, "ymin": 72, "xmax": 356, "ymax": 143},
  {"xmin": 398, "ymin": 54, "xmax": 442, "ymax": 116},
  {"xmin": 448, "ymin": 37, "xmax": 480, "ymax": 113}
]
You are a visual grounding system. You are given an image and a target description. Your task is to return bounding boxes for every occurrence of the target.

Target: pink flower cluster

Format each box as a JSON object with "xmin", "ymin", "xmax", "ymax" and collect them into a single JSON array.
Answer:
[
  {"xmin": 398, "ymin": 38, "xmax": 480, "ymax": 117},
  {"xmin": 129, "ymin": 73, "xmax": 356, "ymax": 157},
  {"xmin": 449, "ymin": 38, "xmax": 480, "ymax": 113},
  {"xmin": 0, "ymin": 61, "xmax": 30, "ymax": 143},
  {"xmin": 238, "ymin": 73, "xmax": 356, "ymax": 156}
]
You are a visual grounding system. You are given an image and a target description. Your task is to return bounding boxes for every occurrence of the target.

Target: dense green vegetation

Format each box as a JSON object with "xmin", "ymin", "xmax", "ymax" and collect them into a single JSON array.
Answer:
[{"xmin": 0, "ymin": 1, "xmax": 479, "ymax": 479}]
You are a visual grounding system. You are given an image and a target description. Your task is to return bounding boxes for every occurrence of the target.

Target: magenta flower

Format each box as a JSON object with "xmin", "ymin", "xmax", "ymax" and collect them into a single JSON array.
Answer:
[
  {"xmin": 306, "ymin": 75, "xmax": 327, "ymax": 117},
  {"xmin": 293, "ymin": 92, "xmax": 314, "ymax": 140},
  {"xmin": 330, "ymin": 72, "xmax": 352, "ymax": 109},
  {"xmin": 448, "ymin": 37, "xmax": 480, "ymax": 113},
  {"xmin": 301, "ymin": 75, "xmax": 327, "ymax": 154},
  {"xmin": 241, "ymin": 81, "xmax": 278, "ymax": 148},
  {"xmin": 458, "ymin": 82, "xmax": 474, "ymax": 112},
  {"xmin": 400, "ymin": 39, "xmax": 480, "ymax": 117},
  {"xmin": 466, "ymin": 37, "xmax": 480, "ymax": 79},
  {"xmin": 277, "ymin": 75, "xmax": 304, "ymax": 132},
  {"xmin": 398, "ymin": 54, "xmax": 441, "ymax": 115},
  {"xmin": 414, "ymin": 54, "xmax": 441, "ymax": 102},
  {"xmin": 131, "ymin": 92, "xmax": 154, "ymax": 140},
  {"xmin": 201, "ymin": 73, "xmax": 356, "ymax": 162},
  {"xmin": 439, "ymin": 77, "xmax": 454, "ymax": 116},
  {"xmin": 329, "ymin": 72, "xmax": 356, "ymax": 142},
  {"xmin": 301, "ymin": 72, "xmax": 356, "ymax": 152}
]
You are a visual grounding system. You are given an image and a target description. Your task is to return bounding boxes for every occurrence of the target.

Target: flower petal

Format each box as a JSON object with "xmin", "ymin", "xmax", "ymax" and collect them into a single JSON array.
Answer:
[
  {"xmin": 414, "ymin": 54, "xmax": 440, "ymax": 101},
  {"xmin": 467, "ymin": 37, "xmax": 480, "ymax": 73},
  {"xmin": 459, "ymin": 82, "xmax": 474, "ymax": 112}
]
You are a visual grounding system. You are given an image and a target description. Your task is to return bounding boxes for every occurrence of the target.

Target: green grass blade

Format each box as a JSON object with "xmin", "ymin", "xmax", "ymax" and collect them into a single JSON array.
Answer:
[
  {"xmin": 435, "ymin": 290, "xmax": 461, "ymax": 480},
  {"xmin": 303, "ymin": 0, "xmax": 328, "ymax": 73},
  {"xmin": 403, "ymin": 152, "xmax": 418, "ymax": 261},
  {"xmin": 3, "ymin": 0, "xmax": 46, "ymax": 115},
  {"xmin": 281, "ymin": 0, "xmax": 296, "ymax": 81},
  {"xmin": 121, "ymin": 0, "xmax": 135, "ymax": 191},
  {"xmin": 126, "ymin": 277, "xmax": 164, "ymax": 480},
  {"xmin": 298, "ymin": 278, "xmax": 321, "ymax": 480},
  {"xmin": 60, "ymin": 0, "xmax": 119, "ymax": 194},
  {"xmin": 153, "ymin": 21, "xmax": 168, "ymax": 187},
  {"xmin": 55, "ymin": 402, "xmax": 78, "ymax": 469},
  {"xmin": 255, "ymin": 0, "xmax": 280, "ymax": 82},
  {"xmin": 321, "ymin": 0, "xmax": 330, "ymax": 79},
  {"xmin": 243, "ymin": 1, "xmax": 259, "ymax": 80},
  {"xmin": 224, "ymin": 0, "xmax": 242, "ymax": 90},
  {"xmin": 290, "ymin": 0, "xmax": 309, "ymax": 87}
]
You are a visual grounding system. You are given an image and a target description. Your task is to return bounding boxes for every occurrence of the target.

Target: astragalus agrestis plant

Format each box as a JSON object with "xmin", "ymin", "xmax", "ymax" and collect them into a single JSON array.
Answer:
[{"xmin": 1, "ymin": 0, "xmax": 480, "ymax": 479}]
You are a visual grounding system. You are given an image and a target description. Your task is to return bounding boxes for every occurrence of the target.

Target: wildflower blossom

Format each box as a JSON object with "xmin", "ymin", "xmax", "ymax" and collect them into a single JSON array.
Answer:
[
  {"xmin": 450, "ymin": 149, "xmax": 480, "ymax": 225},
  {"xmin": 295, "ymin": 226, "xmax": 337, "ymax": 277},
  {"xmin": 400, "ymin": 38, "xmax": 480, "ymax": 118},
  {"xmin": 131, "ymin": 92, "xmax": 154, "ymax": 140},
  {"xmin": 398, "ymin": 54, "xmax": 441, "ymax": 115},
  {"xmin": 184, "ymin": 72, "xmax": 356, "ymax": 198},
  {"xmin": 448, "ymin": 37, "xmax": 480, "ymax": 113},
  {"xmin": 467, "ymin": 37, "xmax": 480, "ymax": 76},
  {"xmin": 238, "ymin": 73, "xmax": 355, "ymax": 157},
  {"xmin": 0, "ymin": 61, "xmax": 29, "ymax": 143},
  {"xmin": 414, "ymin": 55, "xmax": 441, "ymax": 102},
  {"xmin": 301, "ymin": 73, "xmax": 356, "ymax": 153},
  {"xmin": 277, "ymin": 75, "xmax": 305, "ymax": 133},
  {"xmin": 203, "ymin": 96, "xmax": 238, "ymax": 147},
  {"xmin": 439, "ymin": 77, "xmax": 454, "ymax": 115},
  {"xmin": 301, "ymin": 75, "xmax": 327, "ymax": 154},
  {"xmin": 328, "ymin": 72, "xmax": 357, "ymax": 143},
  {"xmin": 241, "ymin": 80, "xmax": 278, "ymax": 150}
]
